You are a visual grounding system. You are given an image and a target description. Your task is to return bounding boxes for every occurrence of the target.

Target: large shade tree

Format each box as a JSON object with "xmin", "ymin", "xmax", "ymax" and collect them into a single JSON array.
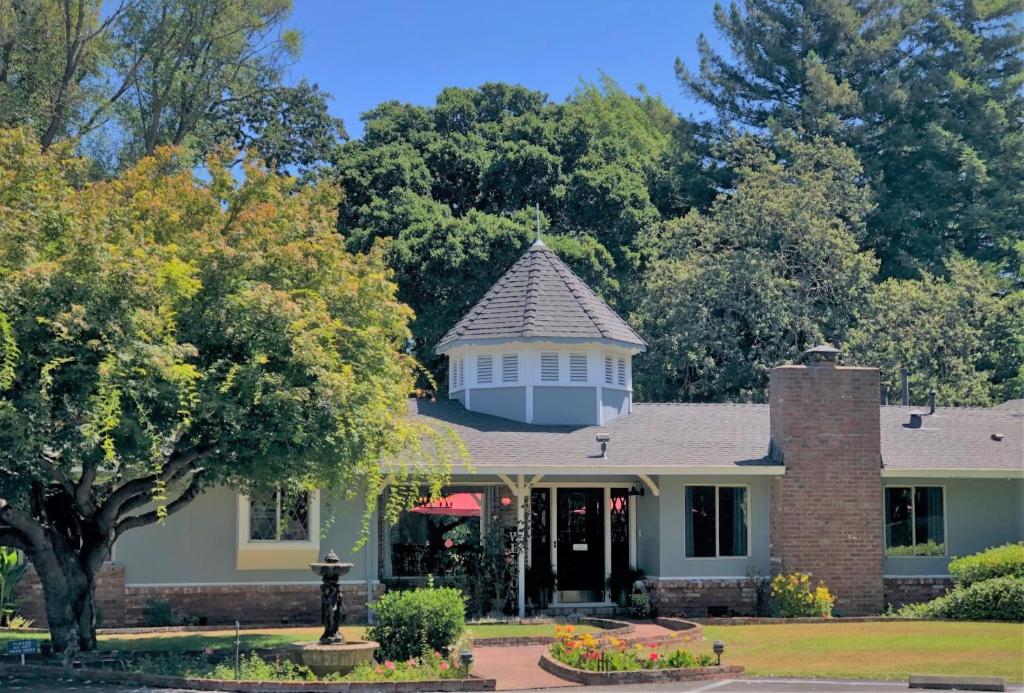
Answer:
[{"xmin": 0, "ymin": 129, "xmax": 455, "ymax": 655}]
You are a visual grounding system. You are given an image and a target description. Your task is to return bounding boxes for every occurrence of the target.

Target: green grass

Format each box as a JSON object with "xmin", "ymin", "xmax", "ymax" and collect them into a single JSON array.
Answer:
[
  {"xmin": 698, "ymin": 621, "xmax": 1024, "ymax": 682},
  {"xmin": 0, "ymin": 622, "xmax": 593, "ymax": 653}
]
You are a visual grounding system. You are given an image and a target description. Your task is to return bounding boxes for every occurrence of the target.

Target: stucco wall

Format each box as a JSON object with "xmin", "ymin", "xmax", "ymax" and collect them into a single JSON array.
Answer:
[
  {"xmin": 883, "ymin": 477, "xmax": 1024, "ymax": 576},
  {"xmin": 634, "ymin": 492, "xmax": 660, "ymax": 576},
  {"xmin": 654, "ymin": 475, "xmax": 771, "ymax": 578},
  {"xmin": 469, "ymin": 386, "xmax": 528, "ymax": 422},
  {"xmin": 114, "ymin": 486, "xmax": 377, "ymax": 586},
  {"xmin": 601, "ymin": 388, "xmax": 630, "ymax": 425},
  {"xmin": 532, "ymin": 386, "xmax": 596, "ymax": 425}
]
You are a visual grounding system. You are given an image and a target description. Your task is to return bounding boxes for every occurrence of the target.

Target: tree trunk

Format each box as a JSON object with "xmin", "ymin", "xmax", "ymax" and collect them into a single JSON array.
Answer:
[{"xmin": 31, "ymin": 539, "xmax": 100, "ymax": 656}]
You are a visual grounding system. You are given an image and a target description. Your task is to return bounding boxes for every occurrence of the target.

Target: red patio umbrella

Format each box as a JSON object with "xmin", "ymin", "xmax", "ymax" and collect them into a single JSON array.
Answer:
[{"xmin": 411, "ymin": 492, "xmax": 482, "ymax": 517}]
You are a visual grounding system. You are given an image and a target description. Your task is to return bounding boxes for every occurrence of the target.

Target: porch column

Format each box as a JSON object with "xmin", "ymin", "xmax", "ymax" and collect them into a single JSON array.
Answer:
[
  {"xmin": 603, "ymin": 486, "xmax": 612, "ymax": 602},
  {"xmin": 517, "ymin": 474, "xmax": 526, "ymax": 618}
]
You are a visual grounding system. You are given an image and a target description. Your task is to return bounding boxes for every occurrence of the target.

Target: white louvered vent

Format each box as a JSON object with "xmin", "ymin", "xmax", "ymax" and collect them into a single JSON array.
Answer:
[
  {"xmin": 457, "ymin": 359, "xmax": 464, "ymax": 389},
  {"xmin": 617, "ymin": 357, "xmax": 626, "ymax": 386},
  {"xmin": 569, "ymin": 353, "xmax": 588, "ymax": 383},
  {"xmin": 604, "ymin": 355, "xmax": 614, "ymax": 385},
  {"xmin": 502, "ymin": 354, "xmax": 518, "ymax": 383},
  {"xmin": 477, "ymin": 354, "xmax": 493, "ymax": 384},
  {"xmin": 540, "ymin": 352, "xmax": 559, "ymax": 382}
]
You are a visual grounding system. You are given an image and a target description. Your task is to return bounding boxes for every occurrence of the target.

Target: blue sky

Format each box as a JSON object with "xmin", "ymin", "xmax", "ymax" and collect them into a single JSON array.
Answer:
[{"xmin": 286, "ymin": 1, "xmax": 725, "ymax": 138}]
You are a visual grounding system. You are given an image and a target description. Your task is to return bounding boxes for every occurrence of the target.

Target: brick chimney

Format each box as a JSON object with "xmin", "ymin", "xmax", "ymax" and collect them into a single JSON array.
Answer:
[{"xmin": 768, "ymin": 346, "xmax": 884, "ymax": 615}]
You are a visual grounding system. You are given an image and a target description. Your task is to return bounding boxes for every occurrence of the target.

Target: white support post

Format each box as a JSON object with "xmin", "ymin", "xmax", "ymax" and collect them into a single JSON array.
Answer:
[
  {"xmin": 549, "ymin": 486, "xmax": 558, "ymax": 605},
  {"xmin": 628, "ymin": 493, "xmax": 638, "ymax": 569},
  {"xmin": 517, "ymin": 474, "xmax": 526, "ymax": 619},
  {"xmin": 603, "ymin": 486, "xmax": 612, "ymax": 602}
]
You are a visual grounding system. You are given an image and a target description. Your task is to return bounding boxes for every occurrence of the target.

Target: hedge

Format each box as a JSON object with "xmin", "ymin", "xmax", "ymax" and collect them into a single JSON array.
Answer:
[
  {"xmin": 899, "ymin": 576, "xmax": 1024, "ymax": 621},
  {"xmin": 948, "ymin": 542, "xmax": 1024, "ymax": 587},
  {"xmin": 366, "ymin": 586, "xmax": 466, "ymax": 662}
]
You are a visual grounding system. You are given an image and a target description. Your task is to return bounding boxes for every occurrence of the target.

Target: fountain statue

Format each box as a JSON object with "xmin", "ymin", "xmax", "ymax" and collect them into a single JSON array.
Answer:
[{"xmin": 285, "ymin": 550, "xmax": 378, "ymax": 675}]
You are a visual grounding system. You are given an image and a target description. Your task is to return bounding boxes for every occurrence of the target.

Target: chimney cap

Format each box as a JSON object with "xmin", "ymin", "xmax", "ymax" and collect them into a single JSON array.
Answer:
[{"xmin": 802, "ymin": 344, "xmax": 840, "ymax": 365}]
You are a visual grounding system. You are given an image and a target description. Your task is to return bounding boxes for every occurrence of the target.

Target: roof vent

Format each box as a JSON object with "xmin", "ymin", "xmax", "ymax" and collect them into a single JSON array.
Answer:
[
  {"xmin": 907, "ymin": 410, "xmax": 924, "ymax": 429},
  {"xmin": 802, "ymin": 344, "xmax": 840, "ymax": 367},
  {"xmin": 992, "ymin": 433, "xmax": 1004, "ymax": 441}
]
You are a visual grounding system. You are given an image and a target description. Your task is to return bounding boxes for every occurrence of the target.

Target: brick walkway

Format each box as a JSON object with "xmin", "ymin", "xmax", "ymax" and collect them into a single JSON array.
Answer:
[{"xmin": 473, "ymin": 622, "xmax": 680, "ymax": 690}]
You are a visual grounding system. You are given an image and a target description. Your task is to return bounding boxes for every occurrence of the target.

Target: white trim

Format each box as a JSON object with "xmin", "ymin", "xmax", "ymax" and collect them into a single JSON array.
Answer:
[
  {"xmin": 450, "ymin": 465, "xmax": 784, "ymax": 476},
  {"xmin": 596, "ymin": 386, "xmax": 603, "ymax": 426},
  {"xmin": 237, "ymin": 489, "xmax": 320, "ymax": 551},
  {"xmin": 549, "ymin": 487, "xmax": 558, "ymax": 581},
  {"xmin": 683, "ymin": 484, "xmax": 752, "ymax": 559},
  {"xmin": 525, "ymin": 385, "xmax": 534, "ymax": 423},
  {"xmin": 603, "ymin": 486, "xmax": 612, "ymax": 601},
  {"xmin": 638, "ymin": 474, "xmax": 660, "ymax": 496},
  {"xmin": 517, "ymin": 474, "xmax": 526, "ymax": 618},
  {"xmin": 882, "ymin": 468, "xmax": 1023, "ymax": 479},
  {"xmin": 126, "ymin": 580, "xmax": 375, "ymax": 588},
  {"xmin": 628, "ymin": 495, "xmax": 637, "ymax": 568}
]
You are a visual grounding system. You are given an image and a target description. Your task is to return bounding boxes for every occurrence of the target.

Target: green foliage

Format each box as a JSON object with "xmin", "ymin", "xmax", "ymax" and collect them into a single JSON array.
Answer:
[
  {"xmin": 770, "ymin": 572, "xmax": 835, "ymax": 618},
  {"xmin": 634, "ymin": 133, "xmax": 877, "ymax": 401},
  {"xmin": 630, "ymin": 592, "xmax": 653, "ymax": 619},
  {"xmin": 0, "ymin": 546, "xmax": 28, "ymax": 626},
  {"xmin": 847, "ymin": 257, "xmax": 1023, "ymax": 405},
  {"xmin": 898, "ymin": 576, "xmax": 1024, "ymax": 622},
  {"xmin": 550, "ymin": 626, "xmax": 715, "ymax": 671},
  {"xmin": 949, "ymin": 543, "xmax": 1024, "ymax": 588},
  {"xmin": 346, "ymin": 651, "xmax": 463, "ymax": 681},
  {"xmin": 367, "ymin": 586, "xmax": 467, "ymax": 662},
  {"xmin": 209, "ymin": 653, "xmax": 317, "ymax": 681},
  {"xmin": 141, "ymin": 599, "xmax": 175, "ymax": 628}
]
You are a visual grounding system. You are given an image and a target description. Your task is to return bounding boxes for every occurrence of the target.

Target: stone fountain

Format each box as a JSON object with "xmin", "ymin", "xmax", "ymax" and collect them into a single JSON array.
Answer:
[{"xmin": 287, "ymin": 550, "xmax": 378, "ymax": 676}]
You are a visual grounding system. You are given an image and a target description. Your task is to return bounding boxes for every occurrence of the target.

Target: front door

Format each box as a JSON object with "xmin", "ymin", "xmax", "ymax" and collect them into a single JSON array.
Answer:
[{"xmin": 557, "ymin": 488, "xmax": 604, "ymax": 602}]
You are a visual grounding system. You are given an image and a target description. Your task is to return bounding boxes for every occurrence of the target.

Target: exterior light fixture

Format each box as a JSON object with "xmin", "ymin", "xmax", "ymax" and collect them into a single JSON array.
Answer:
[
  {"xmin": 713, "ymin": 640, "xmax": 725, "ymax": 666},
  {"xmin": 596, "ymin": 433, "xmax": 611, "ymax": 458},
  {"xmin": 627, "ymin": 482, "xmax": 645, "ymax": 497}
]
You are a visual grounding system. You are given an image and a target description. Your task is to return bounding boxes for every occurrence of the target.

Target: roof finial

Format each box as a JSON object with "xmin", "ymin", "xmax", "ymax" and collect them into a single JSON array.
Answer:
[{"xmin": 533, "ymin": 203, "xmax": 544, "ymax": 247}]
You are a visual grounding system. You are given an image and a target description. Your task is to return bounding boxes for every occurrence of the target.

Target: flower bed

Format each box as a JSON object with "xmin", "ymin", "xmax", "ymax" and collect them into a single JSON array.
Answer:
[{"xmin": 539, "ymin": 624, "xmax": 743, "ymax": 684}]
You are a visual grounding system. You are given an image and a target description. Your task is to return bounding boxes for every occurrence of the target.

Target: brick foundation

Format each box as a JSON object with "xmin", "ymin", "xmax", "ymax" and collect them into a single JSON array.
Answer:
[
  {"xmin": 883, "ymin": 577, "xmax": 952, "ymax": 609},
  {"xmin": 769, "ymin": 363, "xmax": 885, "ymax": 615},
  {"xmin": 18, "ymin": 563, "xmax": 383, "ymax": 627},
  {"xmin": 649, "ymin": 578, "xmax": 759, "ymax": 617}
]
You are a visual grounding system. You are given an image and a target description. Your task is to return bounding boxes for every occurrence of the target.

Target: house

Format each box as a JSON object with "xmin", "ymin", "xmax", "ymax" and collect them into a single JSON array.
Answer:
[{"xmin": 20, "ymin": 239, "xmax": 1024, "ymax": 625}]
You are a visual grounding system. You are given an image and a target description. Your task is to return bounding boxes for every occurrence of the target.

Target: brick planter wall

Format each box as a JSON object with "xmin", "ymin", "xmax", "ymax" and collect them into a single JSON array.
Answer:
[
  {"xmin": 650, "ymin": 578, "xmax": 759, "ymax": 617},
  {"xmin": 538, "ymin": 652, "xmax": 743, "ymax": 686},
  {"xmin": 884, "ymin": 577, "xmax": 952, "ymax": 609},
  {"xmin": 769, "ymin": 363, "xmax": 885, "ymax": 616},
  {"xmin": 17, "ymin": 563, "xmax": 383, "ymax": 627}
]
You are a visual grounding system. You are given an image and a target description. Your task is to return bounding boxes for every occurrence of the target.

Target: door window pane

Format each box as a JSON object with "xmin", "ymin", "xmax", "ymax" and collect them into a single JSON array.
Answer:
[
  {"xmin": 685, "ymin": 486, "xmax": 716, "ymax": 557},
  {"xmin": 718, "ymin": 487, "xmax": 748, "ymax": 557}
]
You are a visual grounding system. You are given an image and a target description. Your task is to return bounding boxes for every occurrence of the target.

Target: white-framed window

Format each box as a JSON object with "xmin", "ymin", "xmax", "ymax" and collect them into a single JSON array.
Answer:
[
  {"xmin": 476, "ymin": 354, "xmax": 494, "ymax": 384},
  {"xmin": 241, "ymin": 488, "xmax": 320, "ymax": 545},
  {"xmin": 884, "ymin": 486, "xmax": 946, "ymax": 557},
  {"xmin": 684, "ymin": 485, "xmax": 749, "ymax": 558},
  {"xmin": 617, "ymin": 357, "xmax": 627, "ymax": 387},
  {"xmin": 569, "ymin": 353, "xmax": 588, "ymax": 382},
  {"xmin": 604, "ymin": 354, "xmax": 614, "ymax": 385},
  {"xmin": 502, "ymin": 353, "xmax": 518, "ymax": 383},
  {"xmin": 540, "ymin": 352, "xmax": 559, "ymax": 382}
]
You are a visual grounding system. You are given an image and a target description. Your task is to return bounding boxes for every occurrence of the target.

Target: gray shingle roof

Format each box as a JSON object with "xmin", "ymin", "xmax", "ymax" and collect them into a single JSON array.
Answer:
[
  {"xmin": 409, "ymin": 399, "xmax": 1023, "ymax": 474},
  {"xmin": 434, "ymin": 241, "xmax": 646, "ymax": 353}
]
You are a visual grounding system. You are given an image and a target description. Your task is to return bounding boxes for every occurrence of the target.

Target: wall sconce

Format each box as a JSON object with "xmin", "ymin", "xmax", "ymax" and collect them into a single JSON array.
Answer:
[{"xmin": 627, "ymin": 482, "xmax": 645, "ymax": 497}]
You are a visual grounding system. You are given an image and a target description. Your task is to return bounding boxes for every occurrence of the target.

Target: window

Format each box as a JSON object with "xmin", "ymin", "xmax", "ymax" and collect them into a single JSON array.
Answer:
[
  {"xmin": 540, "ymin": 352, "xmax": 559, "ymax": 382},
  {"xmin": 502, "ymin": 353, "xmax": 518, "ymax": 383},
  {"xmin": 617, "ymin": 357, "xmax": 626, "ymax": 387},
  {"xmin": 685, "ymin": 486, "xmax": 748, "ymax": 558},
  {"xmin": 389, "ymin": 487, "xmax": 483, "ymax": 577},
  {"xmin": 476, "ymin": 354, "xmax": 493, "ymax": 384},
  {"xmin": 604, "ymin": 355, "xmax": 614, "ymax": 385},
  {"xmin": 452, "ymin": 358, "xmax": 464, "ymax": 390},
  {"xmin": 248, "ymin": 489, "xmax": 311, "ymax": 542},
  {"xmin": 569, "ymin": 353, "xmax": 588, "ymax": 382},
  {"xmin": 885, "ymin": 486, "xmax": 945, "ymax": 556}
]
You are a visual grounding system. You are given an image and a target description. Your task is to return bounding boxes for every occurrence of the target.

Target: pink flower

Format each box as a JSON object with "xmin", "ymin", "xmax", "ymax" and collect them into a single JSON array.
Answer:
[
  {"xmin": 407, "ymin": 658, "xmax": 417, "ymax": 667},
  {"xmin": 444, "ymin": 539, "xmax": 454, "ymax": 548},
  {"xmin": 648, "ymin": 652, "xmax": 659, "ymax": 661},
  {"xmin": 385, "ymin": 660, "xmax": 395, "ymax": 670},
  {"xmin": 439, "ymin": 661, "xmax": 449, "ymax": 671}
]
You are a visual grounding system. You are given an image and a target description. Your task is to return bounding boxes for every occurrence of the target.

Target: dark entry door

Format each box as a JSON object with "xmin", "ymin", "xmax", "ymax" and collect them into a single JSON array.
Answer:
[{"xmin": 557, "ymin": 488, "xmax": 604, "ymax": 601}]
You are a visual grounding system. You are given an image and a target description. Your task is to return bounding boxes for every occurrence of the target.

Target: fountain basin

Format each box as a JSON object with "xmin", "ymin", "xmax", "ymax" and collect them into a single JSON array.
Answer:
[{"xmin": 287, "ymin": 640, "xmax": 379, "ymax": 676}]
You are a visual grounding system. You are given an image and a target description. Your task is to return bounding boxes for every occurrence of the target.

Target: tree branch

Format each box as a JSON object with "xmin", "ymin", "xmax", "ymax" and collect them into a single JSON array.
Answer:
[
  {"xmin": 0, "ymin": 498, "xmax": 44, "ymax": 544},
  {"xmin": 115, "ymin": 469, "xmax": 207, "ymax": 537},
  {"xmin": 0, "ymin": 526, "xmax": 30, "ymax": 552}
]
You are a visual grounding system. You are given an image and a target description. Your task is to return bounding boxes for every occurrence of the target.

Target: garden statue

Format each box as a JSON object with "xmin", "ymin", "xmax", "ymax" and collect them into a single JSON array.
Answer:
[{"xmin": 310, "ymin": 550, "xmax": 349, "ymax": 644}]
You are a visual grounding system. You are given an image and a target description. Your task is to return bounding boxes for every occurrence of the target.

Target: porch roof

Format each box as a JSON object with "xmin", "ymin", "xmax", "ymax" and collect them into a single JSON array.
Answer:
[{"xmin": 408, "ymin": 398, "xmax": 1024, "ymax": 477}]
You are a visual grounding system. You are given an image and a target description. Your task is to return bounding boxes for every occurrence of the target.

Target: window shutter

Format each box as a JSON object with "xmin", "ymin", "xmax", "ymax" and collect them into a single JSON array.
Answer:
[
  {"xmin": 456, "ymin": 359, "xmax": 464, "ymax": 389},
  {"xmin": 617, "ymin": 357, "xmax": 626, "ymax": 386},
  {"xmin": 502, "ymin": 354, "xmax": 518, "ymax": 383},
  {"xmin": 604, "ymin": 355, "xmax": 614, "ymax": 385},
  {"xmin": 569, "ymin": 353, "xmax": 588, "ymax": 382},
  {"xmin": 540, "ymin": 352, "xmax": 559, "ymax": 382},
  {"xmin": 476, "ymin": 354, "xmax": 493, "ymax": 384}
]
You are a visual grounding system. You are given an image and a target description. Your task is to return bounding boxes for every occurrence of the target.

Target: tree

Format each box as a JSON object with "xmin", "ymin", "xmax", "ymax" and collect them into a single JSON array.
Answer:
[
  {"xmin": 846, "ymin": 256, "xmax": 1023, "ymax": 406},
  {"xmin": 676, "ymin": 0, "xmax": 1024, "ymax": 278},
  {"xmin": 0, "ymin": 128, "xmax": 455, "ymax": 655},
  {"xmin": 633, "ymin": 132, "xmax": 877, "ymax": 402}
]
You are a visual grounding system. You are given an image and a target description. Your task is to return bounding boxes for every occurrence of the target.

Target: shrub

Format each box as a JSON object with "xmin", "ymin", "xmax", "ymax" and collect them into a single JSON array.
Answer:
[
  {"xmin": 142, "ymin": 599, "xmax": 175, "ymax": 627},
  {"xmin": 0, "ymin": 546, "xmax": 29, "ymax": 627},
  {"xmin": 899, "ymin": 576, "xmax": 1024, "ymax": 621},
  {"xmin": 630, "ymin": 592, "xmax": 653, "ymax": 619},
  {"xmin": 948, "ymin": 543, "xmax": 1024, "ymax": 587},
  {"xmin": 770, "ymin": 572, "xmax": 835, "ymax": 617},
  {"xmin": 367, "ymin": 586, "xmax": 466, "ymax": 662}
]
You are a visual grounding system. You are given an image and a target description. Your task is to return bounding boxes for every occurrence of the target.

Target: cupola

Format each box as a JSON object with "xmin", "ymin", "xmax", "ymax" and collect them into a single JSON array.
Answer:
[{"xmin": 434, "ymin": 239, "xmax": 646, "ymax": 426}]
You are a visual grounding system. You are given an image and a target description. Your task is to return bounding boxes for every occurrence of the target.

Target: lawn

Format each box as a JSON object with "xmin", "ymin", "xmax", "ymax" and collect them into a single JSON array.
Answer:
[
  {"xmin": 0, "ymin": 622, "xmax": 595, "ymax": 654},
  {"xmin": 699, "ymin": 621, "xmax": 1024, "ymax": 682}
]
